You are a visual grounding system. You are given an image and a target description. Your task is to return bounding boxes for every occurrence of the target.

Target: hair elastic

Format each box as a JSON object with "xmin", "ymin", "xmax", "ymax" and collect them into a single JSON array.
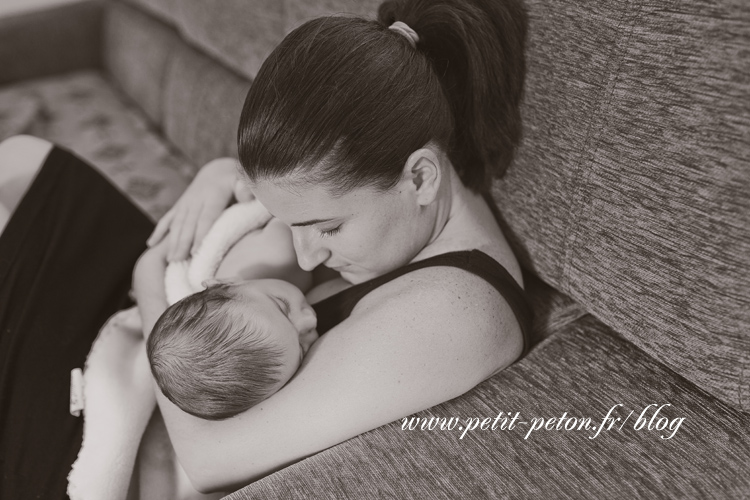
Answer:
[{"xmin": 389, "ymin": 21, "xmax": 419, "ymax": 49}]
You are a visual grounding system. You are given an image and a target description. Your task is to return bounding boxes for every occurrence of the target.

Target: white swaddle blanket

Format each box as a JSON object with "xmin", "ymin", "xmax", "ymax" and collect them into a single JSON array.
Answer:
[{"xmin": 67, "ymin": 200, "xmax": 271, "ymax": 500}]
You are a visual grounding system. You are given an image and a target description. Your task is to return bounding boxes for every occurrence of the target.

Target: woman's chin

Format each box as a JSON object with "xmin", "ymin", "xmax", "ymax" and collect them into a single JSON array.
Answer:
[{"xmin": 337, "ymin": 269, "xmax": 376, "ymax": 285}]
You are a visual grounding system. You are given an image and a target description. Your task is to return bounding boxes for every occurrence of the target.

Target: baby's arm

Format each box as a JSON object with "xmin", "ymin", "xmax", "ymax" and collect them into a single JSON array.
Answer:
[
  {"xmin": 133, "ymin": 240, "xmax": 170, "ymax": 339},
  {"xmin": 215, "ymin": 217, "xmax": 312, "ymax": 292}
]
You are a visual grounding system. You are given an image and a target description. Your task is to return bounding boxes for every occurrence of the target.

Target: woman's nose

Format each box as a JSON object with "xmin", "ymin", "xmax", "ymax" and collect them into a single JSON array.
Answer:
[{"xmin": 292, "ymin": 230, "xmax": 330, "ymax": 271}]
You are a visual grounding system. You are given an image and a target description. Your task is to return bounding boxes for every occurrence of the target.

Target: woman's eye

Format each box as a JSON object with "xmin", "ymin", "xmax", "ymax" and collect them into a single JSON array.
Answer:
[{"xmin": 319, "ymin": 225, "xmax": 342, "ymax": 238}]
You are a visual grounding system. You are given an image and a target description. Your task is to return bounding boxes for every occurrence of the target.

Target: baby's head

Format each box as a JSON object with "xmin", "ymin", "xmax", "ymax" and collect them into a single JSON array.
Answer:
[{"xmin": 147, "ymin": 279, "xmax": 318, "ymax": 420}]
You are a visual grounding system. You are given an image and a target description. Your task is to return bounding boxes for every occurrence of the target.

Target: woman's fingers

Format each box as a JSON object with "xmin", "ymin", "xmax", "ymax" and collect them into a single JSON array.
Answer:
[
  {"xmin": 147, "ymin": 208, "xmax": 175, "ymax": 247},
  {"xmin": 173, "ymin": 205, "xmax": 201, "ymax": 261},
  {"xmin": 192, "ymin": 202, "xmax": 225, "ymax": 255},
  {"xmin": 167, "ymin": 206, "xmax": 189, "ymax": 261}
]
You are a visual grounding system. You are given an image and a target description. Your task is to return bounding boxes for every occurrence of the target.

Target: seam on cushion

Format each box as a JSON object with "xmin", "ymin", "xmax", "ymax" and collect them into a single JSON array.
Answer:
[
  {"xmin": 741, "ymin": 338, "xmax": 747, "ymax": 411},
  {"xmin": 562, "ymin": 315, "xmax": 750, "ymax": 417},
  {"xmin": 560, "ymin": 0, "xmax": 643, "ymax": 292}
]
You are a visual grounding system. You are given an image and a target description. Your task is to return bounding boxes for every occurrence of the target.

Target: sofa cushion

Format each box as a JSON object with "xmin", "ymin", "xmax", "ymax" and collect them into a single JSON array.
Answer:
[
  {"xmin": 117, "ymin": 0, "xmax": 385, "ymax": 81},
  {"xmin": 492, "ymin": 0, "xmax": 750, "ymax": 411},
  {"xmin": 100, "ymin": 2, "xmax": 251, "ymax": 167},
  {"xmin": 0, "ymin": 71, "xmax": 192, "ymax": 221},
  {"xmin": 117, "ymin": 0, "xmax": 284, "ymax": 81},
  {"xmin": 227, "ymin": 314, "xmax": 750, "ymax": 499},
  {"xmin": 177, "ymin": 0, "xmax": 285, "ymax": 81},
  {"xmin": 118, "ymin": 0, "xmax": 178, "ymax": 26},
  {"xmin": 0, "ymin": 1, "xmax": 102, "ymax": 86},
  {"xmin": 284, "ymin": 0, "xmax": 381, "ymax": 33},
  {"xmin": 161, "ymin": 42, "xmax": 251, "ymax": 168},
  {"xmin": 103, "ymin": 1, "xmax": 181, "ymax": 125}
]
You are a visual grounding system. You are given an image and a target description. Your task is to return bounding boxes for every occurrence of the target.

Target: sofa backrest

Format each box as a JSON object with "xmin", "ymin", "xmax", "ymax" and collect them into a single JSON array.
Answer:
[
  {"xmin": 493, "ymin": 0, "xmax": 750, "ymax": 411},
  {"xmin": 103, "ymin": 0, "xmax": 749, "ymax": 412},
  {"xmin": 105, "ymin": 0, "xmax": 381, "ymax": 168}
]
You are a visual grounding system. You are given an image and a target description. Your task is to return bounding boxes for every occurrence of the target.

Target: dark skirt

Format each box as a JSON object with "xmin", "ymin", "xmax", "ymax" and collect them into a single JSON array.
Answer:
[{"xmin": 0, "ymin": 146, "xmax": 154, "ymax": 498}]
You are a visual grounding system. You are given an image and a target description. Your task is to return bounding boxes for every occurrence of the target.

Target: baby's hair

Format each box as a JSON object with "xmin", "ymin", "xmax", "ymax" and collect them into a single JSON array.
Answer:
[
  {"xmin": 147, "ymin": 283, "xmax": 285, "ymax": 420},
  {"xmin": 238, "ymin": 0, "xmax": 527, "ymax": 195}
]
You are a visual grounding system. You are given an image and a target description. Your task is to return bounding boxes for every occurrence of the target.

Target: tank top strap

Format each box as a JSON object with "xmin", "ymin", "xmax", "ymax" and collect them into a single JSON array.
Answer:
[{"xmin": 312, "ymin": 249, "xmax": 533, "ymax": 357}]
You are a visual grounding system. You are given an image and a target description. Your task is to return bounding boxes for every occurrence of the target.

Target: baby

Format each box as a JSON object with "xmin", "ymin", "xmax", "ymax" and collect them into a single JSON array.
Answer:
[{"xmin": 147, "ymin": 180, "xmax": 319, "ymax": 421}]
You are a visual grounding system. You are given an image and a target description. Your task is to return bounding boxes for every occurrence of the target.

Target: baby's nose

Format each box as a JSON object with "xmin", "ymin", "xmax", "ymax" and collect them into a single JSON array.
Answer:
[{"xmin": 299, "ymin": 306, "xmax": 317, "ymax": 333}]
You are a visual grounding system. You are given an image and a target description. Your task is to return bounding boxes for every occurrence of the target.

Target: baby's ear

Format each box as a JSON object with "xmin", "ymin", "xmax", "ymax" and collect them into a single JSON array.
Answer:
[
  {"xmin": 202, "ymin": 279, "xmax": 222, "ymax": 288},
  {"xmin": 202, "ymin": 277, "xmax": 242, "ymax": 288}
]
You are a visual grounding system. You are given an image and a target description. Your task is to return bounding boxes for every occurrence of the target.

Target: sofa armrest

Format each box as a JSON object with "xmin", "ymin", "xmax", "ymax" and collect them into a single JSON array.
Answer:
[{"xmin": 0, "ymin": 1, "xmax": 104, "ymax": 86}]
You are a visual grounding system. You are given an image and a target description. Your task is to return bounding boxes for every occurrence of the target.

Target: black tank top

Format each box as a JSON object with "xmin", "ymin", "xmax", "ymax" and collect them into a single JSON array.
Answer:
[{"xmin": 311, "ymin": 249, "xmax": 532, "ymax": 358}]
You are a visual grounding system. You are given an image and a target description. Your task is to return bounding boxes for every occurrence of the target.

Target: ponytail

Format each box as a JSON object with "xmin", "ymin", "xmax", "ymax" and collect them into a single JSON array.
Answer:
[
  {"xmin": 379, "ymin": 0, "xmax": 527, "ymax": 188},
  {"xmin": 238, "ymin": 0, "xmax": 527, "ymax": 193}
]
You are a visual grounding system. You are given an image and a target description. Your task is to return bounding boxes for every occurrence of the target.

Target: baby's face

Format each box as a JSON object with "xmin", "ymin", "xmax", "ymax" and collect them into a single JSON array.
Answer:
[{"xmin": 207, "ymin": 278, "xmax": 319, "ymax": 381}]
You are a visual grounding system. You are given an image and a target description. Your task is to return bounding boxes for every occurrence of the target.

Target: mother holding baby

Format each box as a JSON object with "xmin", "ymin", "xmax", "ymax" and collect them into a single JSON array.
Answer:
[{"xmin": 0, "ymin": 0, "xmax": 530, "ymax": 496}]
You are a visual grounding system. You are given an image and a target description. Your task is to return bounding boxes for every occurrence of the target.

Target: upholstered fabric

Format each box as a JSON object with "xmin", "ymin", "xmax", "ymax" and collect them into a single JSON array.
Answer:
[
  {"xmin": 103, "ymin": 2, "xmax": 181, "ymax": 124},
  {"xmin": 120, "ymin": 0, "xmax": 179, "ymax": 26},
  {"xmin": 284, "ymin": 0, "xmax": 381, "ymax": 33},
  {"xmin": 492, "ymin": 0, "xmax": 750, "ymax": 410},
  {"xmin": 116, "ymin": 0, "xmax": 386, "ymax": 82},
  {"xmin": 228, "ymin": 314, "xmax": 750, "ymax": 499},
  {"xmin": 161, "ymin": 43, "xmax": 251, "ymax": 167},
  {"xmin": 0, "ymin": 71, "xmax": 192, "ymax": 221},
  {"xmin": 177, "ymin": 0, "xmax": 285, "ymax": 80},
  {"xmin": 0, "ymin": 1, "xmax": 102, "ymax": 86},
  {"xmin": 116, "ymin": 0, "xmax": 283, "ymax": 80}
]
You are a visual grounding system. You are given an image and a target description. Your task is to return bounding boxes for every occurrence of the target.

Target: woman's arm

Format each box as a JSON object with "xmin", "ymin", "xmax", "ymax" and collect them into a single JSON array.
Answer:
[{"xmin": 156, "ymin": 266, "xmax": 524, "ymax": 493}]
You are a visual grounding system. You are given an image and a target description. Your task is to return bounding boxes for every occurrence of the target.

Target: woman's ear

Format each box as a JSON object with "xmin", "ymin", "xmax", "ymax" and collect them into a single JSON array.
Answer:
[{"xmin": 402, "ymin": 147, "xmax": 442, "ymax": 206}]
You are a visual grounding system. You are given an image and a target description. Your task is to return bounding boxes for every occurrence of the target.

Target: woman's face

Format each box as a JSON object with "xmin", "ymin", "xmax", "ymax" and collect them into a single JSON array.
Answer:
[{"xmin": 250, "ymin": 176, "xmax": 430, "ymax": 284}]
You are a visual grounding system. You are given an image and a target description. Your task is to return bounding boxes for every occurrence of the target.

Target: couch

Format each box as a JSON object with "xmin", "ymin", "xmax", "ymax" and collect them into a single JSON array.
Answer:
[{"xmin": 1, "ymin": 0, "xmax": 748, "ymax": 498}]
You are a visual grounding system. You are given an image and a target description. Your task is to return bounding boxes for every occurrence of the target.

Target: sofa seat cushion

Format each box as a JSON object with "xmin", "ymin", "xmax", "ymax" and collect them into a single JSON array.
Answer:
[
  {"xmin": 227, "ymin": 314, "xmax": 750, "ymax": 499},
  {"xmin": 0, "ymin": 71, "xmax": 193, "ymax": 221}
]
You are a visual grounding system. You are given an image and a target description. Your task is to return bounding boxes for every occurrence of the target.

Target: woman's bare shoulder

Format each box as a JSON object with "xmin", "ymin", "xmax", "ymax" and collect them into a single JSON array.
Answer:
[{"xmin": 345, "ymin": 262, "xmax": 524, "ymax": 366}]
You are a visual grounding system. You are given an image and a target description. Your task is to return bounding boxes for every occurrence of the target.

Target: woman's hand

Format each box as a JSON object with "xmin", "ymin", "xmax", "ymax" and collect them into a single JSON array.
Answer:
[{"xmin": 147, "ymin": 158, "xmax": 240, "ymax": 262}]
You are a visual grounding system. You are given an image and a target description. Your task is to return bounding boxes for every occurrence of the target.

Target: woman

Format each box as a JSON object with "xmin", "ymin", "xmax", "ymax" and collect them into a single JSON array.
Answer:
[{"xmin": 0, "ymin": 0, "xmax": 529, "ymax": 496}]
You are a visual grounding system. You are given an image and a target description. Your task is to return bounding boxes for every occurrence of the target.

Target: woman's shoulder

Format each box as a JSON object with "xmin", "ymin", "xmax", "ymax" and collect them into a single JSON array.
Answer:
[
  {"xmin": 354, "ymin": 246, "xmax": 520, "ymax": 316},
  {"xmin": 340, "ymin": 256, "xmax": 524, "ymax": 374},
  {"xmin": 341, "ymin": 192, "xmax": 526, "ymax": 363}
]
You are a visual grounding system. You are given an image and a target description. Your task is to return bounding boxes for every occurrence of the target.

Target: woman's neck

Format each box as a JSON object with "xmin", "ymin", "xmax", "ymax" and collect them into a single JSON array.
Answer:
[
  {"xmin": 414, "ymin": 166, "xmax": 485, "ymax": 259},
  {"xmin": 411, "ymin": 164, "xmax": 522, "ymax": 285}
]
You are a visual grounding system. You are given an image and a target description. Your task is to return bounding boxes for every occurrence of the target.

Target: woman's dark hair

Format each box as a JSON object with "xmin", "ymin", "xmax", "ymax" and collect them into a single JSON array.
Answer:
[{"xmin": 238, "ymin": 0, "xmax": 527, "ymax": 194}]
